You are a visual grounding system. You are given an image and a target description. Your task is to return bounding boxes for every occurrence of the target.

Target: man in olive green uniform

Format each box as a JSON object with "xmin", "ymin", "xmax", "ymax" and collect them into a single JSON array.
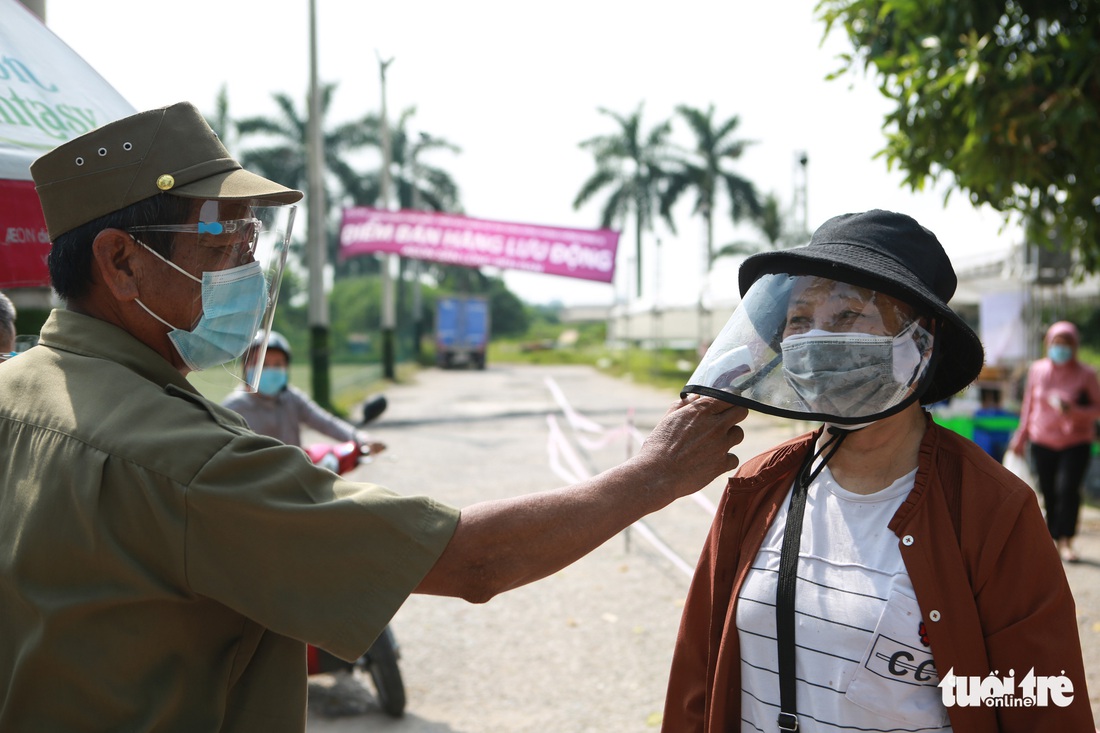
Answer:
[{"xmin": 0, "ymin": 103, "xmax": 748, "ymax": 732}]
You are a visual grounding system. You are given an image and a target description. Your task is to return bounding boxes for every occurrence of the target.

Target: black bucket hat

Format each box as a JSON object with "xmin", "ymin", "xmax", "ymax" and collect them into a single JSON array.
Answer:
[{"xmin": 738, "ymin": 209, "xmax": 984, "ymax": 405}]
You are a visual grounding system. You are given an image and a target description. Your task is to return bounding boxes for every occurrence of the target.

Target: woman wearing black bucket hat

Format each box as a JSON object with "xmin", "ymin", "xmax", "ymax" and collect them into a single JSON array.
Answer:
[{"xmin": 663, "ymin": 210, "xmax": 1092, "ymax": 732}]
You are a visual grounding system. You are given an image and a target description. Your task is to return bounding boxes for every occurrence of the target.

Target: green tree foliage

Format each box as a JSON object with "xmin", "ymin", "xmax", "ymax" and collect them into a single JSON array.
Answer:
[
  {"xmin": 660, "ymin": 104, "xmax": 762, "ymax": 270},
  {"xmin": 485, "ymin": 277, "xmax": 530, "ymax": 337},
  {"xmin": 236, "ymin": 85, "xmax": 376, "ymax": 212},
  {"xmin": 574, "ymin": 105, "xmax": 675, "ymax": 297},
  {"xmin": 350, "ymin": 106, "xmax": 464, "ymax": 347},
  {"xmin": 356, "ymin": 107, "xmax": 463, "ymax": 213},
  {"xmin": 426, "ymin": 267, "xmax": 529, "ymax": 337},
  {"xmin": 316, "ymin": 273, "xmax": 528, "ymax": 361},
  {"xmin": 234, "ymin": 85, "xmax": 378, "ymax": 277},
  {"xmin": 204, "ymin": 86, "xmax": 234, "ymax": 146},
  {"xmin": 817, "ymin": 0, "xmax": 1100, "ymax": 269},
  {"xmin": 329, "ymin": 276, "xmax": 385, "ymax": 360},
  {"xmin": 225, "ymin": 87, "xmax": 533, "ymax": 366}
]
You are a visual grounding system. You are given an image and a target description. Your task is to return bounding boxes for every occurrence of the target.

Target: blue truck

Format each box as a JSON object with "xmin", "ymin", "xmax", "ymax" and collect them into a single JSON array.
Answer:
[{"xmin": 435, "ymin": 295, "xmax": 490, "ymax": 369}]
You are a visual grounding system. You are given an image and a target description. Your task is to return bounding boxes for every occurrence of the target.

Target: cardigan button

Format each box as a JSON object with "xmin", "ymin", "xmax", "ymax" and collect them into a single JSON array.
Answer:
[
  {"xmin": 930, "ymin": 610, "xmax": 942, "ymax": 622},
  {"xmin": 902, "ymin": 535, "xmax": 915, "ymax": 546}
]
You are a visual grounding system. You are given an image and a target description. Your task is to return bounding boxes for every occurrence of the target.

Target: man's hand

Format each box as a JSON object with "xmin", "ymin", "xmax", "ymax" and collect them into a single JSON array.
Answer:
[
  {"xmin": 354, "ymin": 431, "xmax": 387, "ymax": 457},
  {"xmin": 416, "ymin": 394, "xmax": 748, "ymax": 602},
  {"xmin": 1009, "ymin": 432, "xmax": 1026, "ymax": 457},
  {"xmin": 362, "ymin": 440, "xmax": 386, "ymax": 457},
  {"xmin": 635, "ymin": 395, "xmax": 748, "ymax": 504}
]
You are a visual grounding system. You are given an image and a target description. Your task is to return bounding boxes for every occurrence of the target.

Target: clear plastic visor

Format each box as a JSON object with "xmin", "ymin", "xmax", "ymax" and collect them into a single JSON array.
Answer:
[
  {"xmin": 684, "ymin": 273, "xmax": 935, "ymax": 424},
  {"xmin": 130, "ymin": 199, "xmax": 296, "ymax": 391}
]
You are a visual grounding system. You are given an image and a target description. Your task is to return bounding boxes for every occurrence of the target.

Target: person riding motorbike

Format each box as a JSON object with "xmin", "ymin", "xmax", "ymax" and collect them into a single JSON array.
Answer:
[{"xmin": 222, "ymin": 331, "xmax": 385, "ymax": 457}]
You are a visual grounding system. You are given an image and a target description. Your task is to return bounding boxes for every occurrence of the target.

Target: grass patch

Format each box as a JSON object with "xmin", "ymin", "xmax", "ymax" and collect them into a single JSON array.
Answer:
[
  {"xmin": 489, "ymin": 338, "xmax": 697, "ymax": 394},
  {"xmin": 188, "ymin": 362, "xmax": 401, "ymax": 420}
]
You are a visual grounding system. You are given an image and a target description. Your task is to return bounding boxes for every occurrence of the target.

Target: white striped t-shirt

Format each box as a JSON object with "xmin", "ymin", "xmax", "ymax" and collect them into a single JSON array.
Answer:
[{"xmin": 737, "ymin": 465, "xmax": 951, "ymax": 732}]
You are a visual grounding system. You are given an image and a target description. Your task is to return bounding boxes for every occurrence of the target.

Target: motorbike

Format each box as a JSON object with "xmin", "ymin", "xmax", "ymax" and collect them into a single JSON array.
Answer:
[{"xmin": 303, "ymin": 395, "xmax": 406, "ymax": 718}]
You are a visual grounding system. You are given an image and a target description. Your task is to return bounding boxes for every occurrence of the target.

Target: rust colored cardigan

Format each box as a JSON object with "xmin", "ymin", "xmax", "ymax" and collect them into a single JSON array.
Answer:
[{"xmin": 663, "ymin": 417, "xmax": 1094, "ymax": 732}]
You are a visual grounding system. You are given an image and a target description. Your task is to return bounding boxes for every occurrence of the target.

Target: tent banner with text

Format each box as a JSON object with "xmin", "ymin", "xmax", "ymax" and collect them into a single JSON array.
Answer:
[
  {"xmin": 0, "ymin": 0, "xmax": 136, "ymax": 288},
  {"xmin": 340, "ymin": 208, "xmax": 619, "ymax": 283}
]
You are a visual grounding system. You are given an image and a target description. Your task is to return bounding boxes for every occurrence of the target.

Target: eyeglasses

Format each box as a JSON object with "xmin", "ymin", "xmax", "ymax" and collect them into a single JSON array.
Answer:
[{"xmin": 128, "ymin": 218, "xmax": 263, "ymax": 261}]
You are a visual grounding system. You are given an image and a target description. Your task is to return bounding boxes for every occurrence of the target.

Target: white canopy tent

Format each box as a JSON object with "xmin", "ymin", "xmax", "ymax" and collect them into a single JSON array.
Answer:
[{"xmin": 0, "ymin": 0, "xmax": 134, "ymax": 288}]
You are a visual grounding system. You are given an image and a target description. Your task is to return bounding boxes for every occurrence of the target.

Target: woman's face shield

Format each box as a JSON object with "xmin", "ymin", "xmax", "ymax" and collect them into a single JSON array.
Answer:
[
  {"xmin": 684, "ymin": 273, "xmax": 935, "ymax": 424},
  {"xmin": 129, "ymin": 198, "xmax": 297, "ymax": 390}
]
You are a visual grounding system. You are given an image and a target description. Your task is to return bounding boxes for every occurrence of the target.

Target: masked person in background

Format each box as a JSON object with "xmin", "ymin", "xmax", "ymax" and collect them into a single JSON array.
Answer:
[
  {"xmin": 0, "ymin": 103, "xmax": 749, "ymax": 732},
  {"xmin": 0, "ymin": 291, "xmax": 15, "ymax": 361},
  {"xmin": 1010, "ymin": 321, "xmax": 1100, "ymax": 563},
  {"xmin": 222, "ymin": 330, "xmax": 386, "ymax": 457},
  {"xmin": 662, "ymin": 210, "xmax": 1093, "ymax": 732}
]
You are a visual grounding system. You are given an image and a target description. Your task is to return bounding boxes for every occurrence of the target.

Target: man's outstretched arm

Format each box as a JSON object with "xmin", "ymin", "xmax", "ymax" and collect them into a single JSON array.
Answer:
[{"xmin": 416, "ymin": 396, "xmax": 747, "ymax": 602}]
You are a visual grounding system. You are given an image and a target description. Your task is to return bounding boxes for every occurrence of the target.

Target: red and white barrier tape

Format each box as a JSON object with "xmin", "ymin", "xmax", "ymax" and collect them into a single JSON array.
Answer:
[{"xmin": 544, "ymin": 377, "xmax": 717, "ymax": 579}]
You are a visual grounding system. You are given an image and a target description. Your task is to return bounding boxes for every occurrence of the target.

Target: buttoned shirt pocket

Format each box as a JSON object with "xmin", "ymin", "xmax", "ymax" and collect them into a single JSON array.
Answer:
[{"xmin": 845, "ymin": 588, "xmax": 950, "ymax": 727}]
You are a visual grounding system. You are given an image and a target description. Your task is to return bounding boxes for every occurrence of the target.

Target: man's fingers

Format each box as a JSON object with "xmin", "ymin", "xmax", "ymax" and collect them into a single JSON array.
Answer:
[
  {"xmin": 695, "ymin": 395, "xmax": 748, "ymax": 418},
  {"xmin": 675, "ymin": 393, "xmax": 747, "ymax": 416}
]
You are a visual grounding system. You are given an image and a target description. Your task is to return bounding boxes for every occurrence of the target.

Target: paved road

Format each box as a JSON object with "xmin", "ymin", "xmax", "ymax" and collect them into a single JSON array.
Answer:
[{"xmin": 304, "ymin": 363, "xmax": 1100, "ymax": 731}]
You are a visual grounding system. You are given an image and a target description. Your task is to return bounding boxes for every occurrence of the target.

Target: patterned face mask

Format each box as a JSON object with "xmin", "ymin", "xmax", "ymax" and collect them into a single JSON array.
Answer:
[{"xmin": 780, "ymin": 324, "xmax": 924, "ymax": 419}]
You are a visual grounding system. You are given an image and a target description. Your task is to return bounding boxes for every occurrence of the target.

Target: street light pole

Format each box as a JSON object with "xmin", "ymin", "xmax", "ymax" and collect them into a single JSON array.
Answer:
[
  {"xmin": 794, "ymin": 151, "xmax": 809, "ymax": 237},
  {"xmin": 411, "ymin": 138, "xmax": 426, "ymax": 360},
  {"xmin": 378, "ymin": 54, "xmax": 397, "ymax": 380},
  {"xmin": 306, "ymin": 0, "xmax": 331, "ymax": 407}
]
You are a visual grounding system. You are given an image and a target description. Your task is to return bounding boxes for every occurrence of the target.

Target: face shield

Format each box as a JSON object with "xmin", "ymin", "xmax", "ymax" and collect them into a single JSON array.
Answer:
[
  {"xmin": 128, "ymin": 199, "xmax": 296, "ymax": 390},
  {"xmin": 684, "ymin": 273, "xmax": 936, "ymax": 425}
]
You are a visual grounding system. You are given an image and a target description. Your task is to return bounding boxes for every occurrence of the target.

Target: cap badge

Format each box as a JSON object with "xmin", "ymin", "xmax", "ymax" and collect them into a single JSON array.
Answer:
[{"xmin": 156, "ymin": 174, "xmax": 175, "ymax": 191}]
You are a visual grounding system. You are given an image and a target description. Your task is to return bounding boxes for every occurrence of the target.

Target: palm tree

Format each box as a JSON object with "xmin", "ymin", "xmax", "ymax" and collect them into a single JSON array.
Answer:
[
  {"xmin": 204, "ymin": 85, "xmax": 234, "ymax": 146},
  {"xmin": 355, "ymin": 107, "xmax": 463, "ymax": 357},
  {"xmin": 354, "ymin": 107, "xmax": 462, "ymax": 212},
  {"xmin": 660, "ymin": 104, "xmax": 761, "ymax": 272},
  {"xmin": 237, "ymin": 85, "xmax": 376, "ymax": 205},
  {"xmin": 391, "ymin": 115, "xmax": 463, "ymax": 352},
  {"xmin": 712, "ymin": 192, "xmax": 807, "ymax": 261},
  {"xmin": 574, "ymin": 104, "xmax": 674, "ymax": 298},
  {"xmin": 234, "ymin": 85, "xmax": 377, "ymax": 275}
]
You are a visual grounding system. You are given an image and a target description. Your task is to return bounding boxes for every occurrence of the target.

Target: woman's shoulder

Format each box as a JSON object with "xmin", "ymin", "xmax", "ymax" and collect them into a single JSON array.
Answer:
[
  {"xmin": 731, "ymin": 431, "xmax": 814, "ymax": 486},
  {"xmin": 927, "ymin": 423, "xmax": 1036, "ymax": 508}
]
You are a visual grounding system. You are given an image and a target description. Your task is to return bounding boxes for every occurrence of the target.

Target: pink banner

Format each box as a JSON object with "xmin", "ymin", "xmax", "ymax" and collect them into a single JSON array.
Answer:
[{"xmin": 340, "ymin": 208, "xmax": 619, "ymax": 284}]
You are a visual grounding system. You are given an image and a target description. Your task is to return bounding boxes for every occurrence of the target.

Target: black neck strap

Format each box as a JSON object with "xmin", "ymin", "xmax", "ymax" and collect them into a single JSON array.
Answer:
[{"xmin": 775, "ymin": 428, "xmax": 848, "ymax": 732}]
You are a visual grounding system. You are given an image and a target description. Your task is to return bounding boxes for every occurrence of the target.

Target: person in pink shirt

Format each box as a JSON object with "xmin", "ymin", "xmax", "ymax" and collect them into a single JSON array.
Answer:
[{"xmin": 1010, "ymin": 320, "xmax": 1100, "ymax": 562}]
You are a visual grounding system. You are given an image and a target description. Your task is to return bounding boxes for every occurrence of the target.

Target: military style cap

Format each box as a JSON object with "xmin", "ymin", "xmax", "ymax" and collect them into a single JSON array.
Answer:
[{"xmin": 31, "ymin": 102, "xmax": 303, "ymax": 239}]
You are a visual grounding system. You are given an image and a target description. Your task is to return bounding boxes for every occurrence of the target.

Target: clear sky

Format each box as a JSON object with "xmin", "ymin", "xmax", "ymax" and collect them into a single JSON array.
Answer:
[{"xmin": 43, "ymin": 0, "xmax": 1015, "ymax": 307}]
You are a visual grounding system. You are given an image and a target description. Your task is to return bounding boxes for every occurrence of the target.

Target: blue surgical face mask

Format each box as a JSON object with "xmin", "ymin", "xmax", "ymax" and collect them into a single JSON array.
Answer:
[
  {"xmin": 1049, "ymin": 344, "xmax": 1073, "ymax": 365},
  {"xmin": 247, "ymin": 366, "xmax": 288, "ymax": 396},
  {"xmin": 134, "ymin": 241, "xmax": 268, "ymax": 371}
]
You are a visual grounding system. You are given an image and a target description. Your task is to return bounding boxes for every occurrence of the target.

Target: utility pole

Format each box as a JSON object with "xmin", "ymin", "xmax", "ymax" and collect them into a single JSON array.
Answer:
[
  {"xmin": 306, "ymin": 0, "xmax": 331, "ymax": 406},
  {"xmin": 410, "ymin": 137, "xmax": 427, "ymax": 360},
  {"xmin": 378, "ymin": 54, "xmax": 397, "ymax": 380},
  {"xmin": 793, "ymin": 151, "xmax": 809, "ymax": 238}
]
